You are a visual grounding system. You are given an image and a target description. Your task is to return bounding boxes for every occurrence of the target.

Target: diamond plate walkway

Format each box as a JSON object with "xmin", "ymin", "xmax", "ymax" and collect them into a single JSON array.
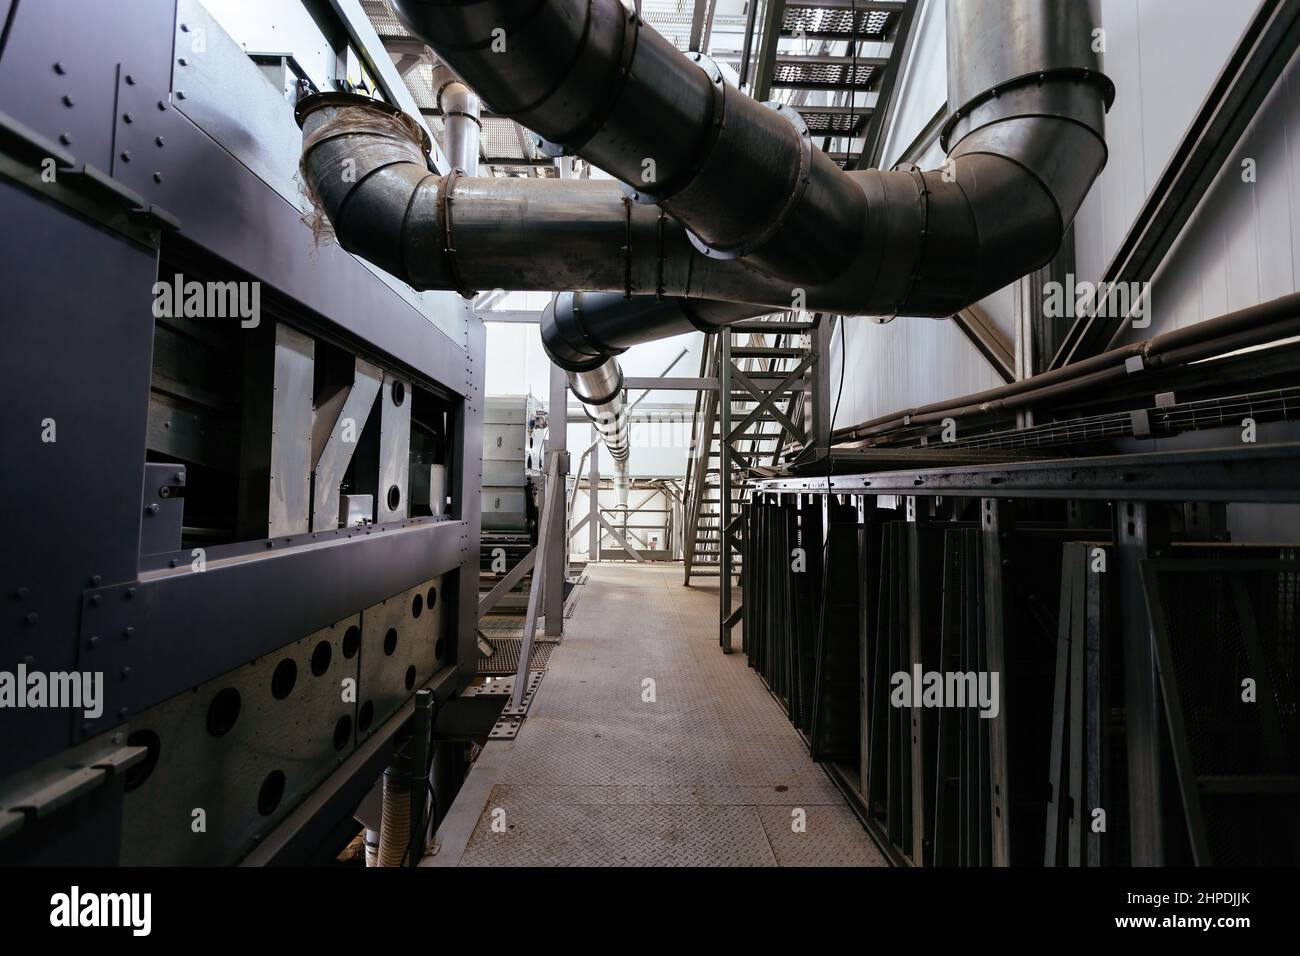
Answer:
[{"xmin": 427, "ymin": 564, "xmax": 886, "ymax": 867}]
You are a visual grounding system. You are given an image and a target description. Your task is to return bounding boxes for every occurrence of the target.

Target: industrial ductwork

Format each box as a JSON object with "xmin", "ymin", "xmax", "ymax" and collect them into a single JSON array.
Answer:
[
  {"xmin": 298, "ymin": 0, "xmax": 1113, "ymax": 488},
  {"xmin": 567, "ymin": 354, "xmax": 630, "ymax": 509},
  {"xmin": 432, "ymin": 62, "xmax": 481, "ymax": 176},
  {"xmin": 300, "ymin": 0, "xmax": 1112, "ymax": 320}
]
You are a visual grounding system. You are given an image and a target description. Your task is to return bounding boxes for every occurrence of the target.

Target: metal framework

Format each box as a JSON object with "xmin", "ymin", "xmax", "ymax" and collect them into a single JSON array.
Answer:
[
  {"xmin": 0, "ymin": 0, "xmax": 484, "ymax": 866},
  {"xmin": 742, "ymin": 443, "xmax": 1300, "ymax": 866}
]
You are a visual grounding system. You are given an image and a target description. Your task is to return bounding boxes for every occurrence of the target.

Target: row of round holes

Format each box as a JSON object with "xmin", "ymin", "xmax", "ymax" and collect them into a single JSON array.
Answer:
[{"xmin": 123, "ymin": 586, "xmax": 442, "ymax": 812}]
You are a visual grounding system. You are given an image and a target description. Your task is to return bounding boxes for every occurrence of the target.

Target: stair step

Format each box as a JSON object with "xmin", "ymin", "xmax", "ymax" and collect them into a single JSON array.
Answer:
[
  {"xmin": 729, "ymin": 346, "xmax": 808, "ymax": 358},
  {"xmin": 730, "ymin": 320, "xmax": 816, "ymax": 332}
]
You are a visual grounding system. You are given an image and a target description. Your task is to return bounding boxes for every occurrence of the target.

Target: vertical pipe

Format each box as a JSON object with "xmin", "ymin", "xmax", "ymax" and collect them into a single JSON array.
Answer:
[{"xmin": 435, "ymin": 63, "xmax": 482, "ymax": 176}]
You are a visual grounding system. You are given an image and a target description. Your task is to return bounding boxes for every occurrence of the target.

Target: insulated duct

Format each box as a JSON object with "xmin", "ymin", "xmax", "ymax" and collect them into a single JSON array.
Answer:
[
  {"xmin": 567, "ymin": 354, "xmax": 631, "ymax": 509},
  {"xmin": 298, "ymin": 0, "xmax": 1113, "ymax": 475},
  {"xmin": 299, "ymin": 0, "xmax": 1113, "ymax": 332},
  {"xmin": 381, "ymin": 0, "xmax": 1113, "ymax": 318}
]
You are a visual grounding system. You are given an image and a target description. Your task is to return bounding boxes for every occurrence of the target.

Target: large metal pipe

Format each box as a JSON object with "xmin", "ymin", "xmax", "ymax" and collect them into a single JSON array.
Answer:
[
  {"xmin": 299, "ymin": 0, "xmax": 1113, "ymax": 362},
  {"xmin": 385, "ymin": 0, "xmax": 1112, "ymax": 311},
  {"xmin": 388, "ymin": 0, "xmax": 863, "ymax": 283},
  {"xmin": 539, "ymin": 291, "xmax": 766, "ymax": 371},
  {"xmin": 433, "ymin": 62, "xmax": 481, "ymax": 176},
  {"xmin": 566, "ymin": 356, "xmax": 630, "ymax": 508},
  {"xmin": 294, "ymin": 101, "xmax": 799, "ymax": 308}
]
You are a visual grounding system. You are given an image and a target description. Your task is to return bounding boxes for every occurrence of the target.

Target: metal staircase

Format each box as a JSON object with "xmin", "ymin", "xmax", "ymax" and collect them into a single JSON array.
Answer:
[{"xmin": 682, "ymin": 316, "xmax": 831, "ymax": 651}]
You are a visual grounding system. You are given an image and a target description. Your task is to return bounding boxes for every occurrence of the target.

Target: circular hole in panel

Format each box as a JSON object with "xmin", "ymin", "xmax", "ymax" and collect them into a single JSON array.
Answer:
[
  {"xmin": 411, "ymin": 593, "xmax": 423, "ymax": 619},
  {"xmin": 358, "ymin": 700, "xmax": 375, "ymax": 732},
  {"xmin": 124, "ymin": 730, "xmax": 161, "ymax": 791},
  {"xmin": 383, "ymin": 627, "xmax": 398, "ymax": 656},
  {"xmin": 342, "ymin": 625, "xmax": 360, "ymax": 659},
  {"xmin": 271, "ymin": 658, "xmax": 297, "ymax": 699},
  {"xmin": 206, "ymin": 687, "xmax": 241, "ymax": 737},
  {"xmin": 257, "ymin": 769, "xmax": 286, "ymax": 816},
  {"xmin": 333, "ymin": 714, "xmax": 352, "ymax": 751},
  {"xmin": 404, "ymin": 665, "xmax": 416, "ymax": 691},
  {"xmin": 310, "ymin": 640, "xmax": 332, "ymax": 677},
  {"xmin": 386, "ymin": 485, "xmax": 401, "ymax": 511}
]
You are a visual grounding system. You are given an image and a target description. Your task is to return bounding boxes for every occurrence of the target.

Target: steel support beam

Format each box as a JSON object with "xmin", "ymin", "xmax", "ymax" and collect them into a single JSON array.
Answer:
[{"xmin": 545, "ymin": 364, "xmax": 568, "ymax": 635}]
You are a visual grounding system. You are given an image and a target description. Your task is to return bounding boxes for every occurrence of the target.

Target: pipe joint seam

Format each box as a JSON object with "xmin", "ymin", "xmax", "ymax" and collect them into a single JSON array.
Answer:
[
  {"xmin": 892, "ymin": 162, "xmax": 931, "ymax": 320},
  {"xmin": 617, "ymin": 51, "xmax": 727, "ymax": 207},
  {"xmin": 558, "ymin": 4, "xmax": 644, "ymax": 155},
  {"xmin": 683, "ymin": 99, "xmax": 813, "ymax": 262},
  {"xmin": 435, "ymin": 168, "xmax": 475, "ymax": 298},
  {"xmin": 941, "ymin": 67, "xmax": 1115, "ymax": 151}
]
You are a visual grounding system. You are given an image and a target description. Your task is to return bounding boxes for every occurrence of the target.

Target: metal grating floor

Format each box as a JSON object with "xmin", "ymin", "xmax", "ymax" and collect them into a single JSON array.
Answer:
[{"xmin": 431, "ymin": 564, "xmax": 885, "ymax": 866}]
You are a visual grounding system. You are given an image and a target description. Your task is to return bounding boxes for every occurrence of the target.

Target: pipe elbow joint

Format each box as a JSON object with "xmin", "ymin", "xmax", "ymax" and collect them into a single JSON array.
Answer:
[
  {"xmin": 540, "ymin": 292, "xmax": 627, "ymax": 373},
  {"xmin": 296, "ymin": 93, "xmax": 439, "ymax": 289}
]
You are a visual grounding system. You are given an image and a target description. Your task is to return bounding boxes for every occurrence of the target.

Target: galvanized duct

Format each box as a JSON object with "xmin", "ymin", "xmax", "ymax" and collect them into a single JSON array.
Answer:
[
  {"xmin": 299, "ymin": 0, "xmax": 1113, "ymax": 326},
  {"xmin": 298, "ymin": 0, "xmax": 1113, "ymax": 476},
  {"xmin": 383, "ymin": 0, "xmax": 1113, "ymax": 316},
  {"xmin": 566, "ymin": 354, "xmax": 630, "ymax": 509},
  {"xmin": 432, "ymin": 62, "xmax": 481, "ymax": 176}
]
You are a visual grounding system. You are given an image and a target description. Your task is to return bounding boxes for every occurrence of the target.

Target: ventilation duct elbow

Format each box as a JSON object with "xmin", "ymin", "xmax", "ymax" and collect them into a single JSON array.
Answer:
[
  {"xmin": 540, "ymin": 291, "xmax": 768, "ymax": 372},
  {"xmin": 301, "ymin": 1, "xmax": 1113, "ymax": 352}
]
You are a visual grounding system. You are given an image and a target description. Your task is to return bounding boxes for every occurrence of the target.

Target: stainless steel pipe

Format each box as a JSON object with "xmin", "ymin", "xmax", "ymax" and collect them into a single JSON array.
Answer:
[
  {"xmin": 435, "ymin": 62, "xmax": 482, "ymax": 176},
  {"xmin": 298, "ymin": 0, "xmax": 1113, "ymax": 367}
]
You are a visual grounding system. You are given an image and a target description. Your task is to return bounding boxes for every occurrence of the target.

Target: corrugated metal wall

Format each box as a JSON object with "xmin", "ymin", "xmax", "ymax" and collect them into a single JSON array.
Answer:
[{"xmin": 829, "ymin": 0, "xmax": 1296, "ymax": 434}]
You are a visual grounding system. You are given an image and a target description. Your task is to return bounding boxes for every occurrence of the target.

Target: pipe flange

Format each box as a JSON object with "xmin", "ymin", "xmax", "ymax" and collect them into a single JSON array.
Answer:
[
  {"xmin": 541, "ymin": 292, "xmax": 626, "ymax": 372},
  {"xmin": 940, "ymin": 66, "xmax": 1116, "ymax": 152},
  {"xmin": 434, "ymin": 78, "xmax": 483, "ymax": 130},
  {"xmin": 892, "ymin": 162, "xmax": 930, "ymax": 315},
  {"xmin": 883, "ymin": 162, "xmax": 935, "ymax": 323},
  {"xmin": 294, "ymin": 91, "xmax": 433, "ymax": 156},
  {"xmin": 617, "ymin": 51, "xmax": 727, "ymax": 205},
  {"xmin": 533, "ymin": 133, "xmax": 567, "ymax": 158},
  {"xmin": 685, "ymin": 100, "xmax": 813, "ymax": 261},
  {"xmin": 436, "ymin": 167, "xmax": 476, "ymax": 299},
  {"xmin": 440, "ymin": 108, "xmax": 483, "ymax": 131}
]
